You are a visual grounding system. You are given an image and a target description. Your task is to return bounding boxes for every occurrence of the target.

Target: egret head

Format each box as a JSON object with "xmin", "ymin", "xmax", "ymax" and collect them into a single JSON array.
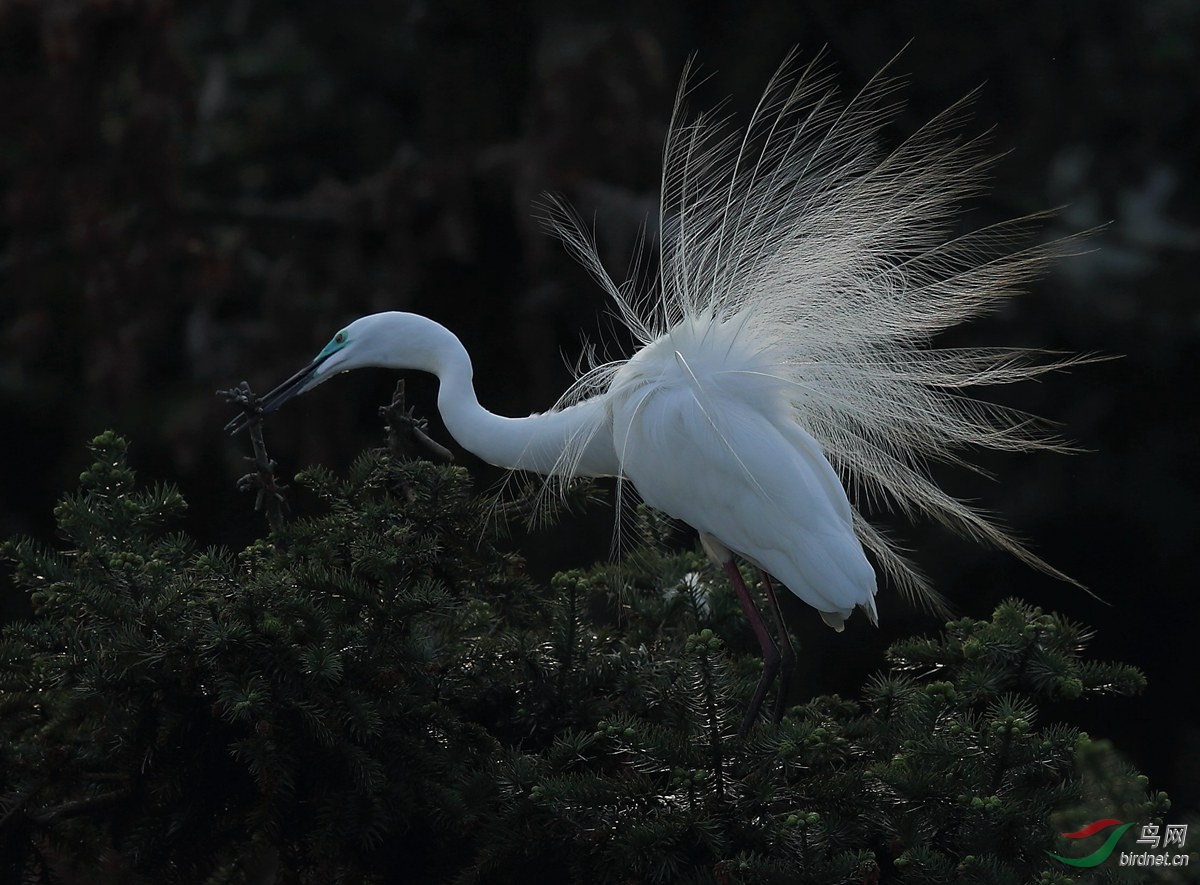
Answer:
[
  {"xmin": 225, "ymin": 312, "xmax": 462, "ymax": 435},
  {"xmin": 224, "ymin": 317, "xmax": 371, "ymax": 434}
]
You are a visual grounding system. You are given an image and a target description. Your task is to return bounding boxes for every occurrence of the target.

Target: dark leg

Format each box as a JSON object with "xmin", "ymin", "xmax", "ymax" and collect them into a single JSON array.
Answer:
[
  {"xmin": 759, "ymin": 572, "xmax": 796, "ymax": 723},
  {"xmin": 721, "ymin": 560, "xmax": 781, "ymax": 737}
]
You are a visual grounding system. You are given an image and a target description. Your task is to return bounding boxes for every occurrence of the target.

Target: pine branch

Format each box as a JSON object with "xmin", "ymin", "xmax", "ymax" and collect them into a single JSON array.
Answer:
[
  {"xmin": 0, "ymin": 434, "xmax": 1167, "ymax": 884},
  {"xmin": 27, "ymin": 789, "xmax": 133, "ymax": 825}
]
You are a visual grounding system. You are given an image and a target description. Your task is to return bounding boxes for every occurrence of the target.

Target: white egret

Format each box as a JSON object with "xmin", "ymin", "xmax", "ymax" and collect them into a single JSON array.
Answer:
[{"xmin": 227, "ymin": 53, "xmax": 1085, "ymax": 735}]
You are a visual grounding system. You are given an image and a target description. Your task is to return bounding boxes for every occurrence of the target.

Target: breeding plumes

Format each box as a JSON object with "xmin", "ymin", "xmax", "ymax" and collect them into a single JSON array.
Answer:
[{"xmin": 227, "ymin": 52, "xmax": 1085, "ymax": 735}]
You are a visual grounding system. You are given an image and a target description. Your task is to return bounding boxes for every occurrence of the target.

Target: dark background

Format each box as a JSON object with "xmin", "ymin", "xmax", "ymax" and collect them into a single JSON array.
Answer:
[{"xmin": 2, "ymin": 1, "xmax": 1196, "ymax": 811}]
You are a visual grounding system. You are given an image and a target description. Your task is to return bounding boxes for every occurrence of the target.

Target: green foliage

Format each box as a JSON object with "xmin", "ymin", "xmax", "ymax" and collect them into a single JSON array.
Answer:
[
  {"xmin": 0, "ymin": 433, "xmax": 1170, "ymax": 883},
  {"xmin": 1, "ymin": 432, "xmax": 527, "ymax": 881}
]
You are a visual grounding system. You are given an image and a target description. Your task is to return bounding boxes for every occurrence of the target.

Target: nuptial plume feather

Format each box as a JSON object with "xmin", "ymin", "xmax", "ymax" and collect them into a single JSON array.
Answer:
[{"xmin": 543, "ymin": 50, "xmax": 1089, "ymax": 613}]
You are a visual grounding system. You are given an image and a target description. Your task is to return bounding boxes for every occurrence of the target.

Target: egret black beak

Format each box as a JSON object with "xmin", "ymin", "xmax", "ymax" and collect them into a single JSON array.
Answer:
[{"xmin": 225, "ymin": 353, "xmax": 331, "ymax": 435}]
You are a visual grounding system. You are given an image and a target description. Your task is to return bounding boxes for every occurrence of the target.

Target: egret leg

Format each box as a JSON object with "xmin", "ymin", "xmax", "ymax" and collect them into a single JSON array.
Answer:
[
  {"xmin": 759, "ymin": 572, "xmax": 796, "ymax": 723},
  {"xmin": 720, "ymin": 560, "xmax": 781, "ymax": 737}
]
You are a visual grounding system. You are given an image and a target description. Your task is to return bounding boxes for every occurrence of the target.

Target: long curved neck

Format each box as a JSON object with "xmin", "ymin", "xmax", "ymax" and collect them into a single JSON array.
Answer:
[{"xmin": 386, "ymin": 314, "xmax": 618, "ymax": 477}]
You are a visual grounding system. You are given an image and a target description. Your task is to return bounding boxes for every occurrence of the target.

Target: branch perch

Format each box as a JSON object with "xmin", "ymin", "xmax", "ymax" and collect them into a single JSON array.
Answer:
[{"xmin": 217, "ymin": 381, "xmax": 288, "ymax": 533}]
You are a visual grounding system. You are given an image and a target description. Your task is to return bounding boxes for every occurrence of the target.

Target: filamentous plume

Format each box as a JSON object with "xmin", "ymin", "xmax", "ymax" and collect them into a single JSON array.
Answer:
[{"xmin": 546, "ymin": 50, "xmax": 1090, "ymax": 613}]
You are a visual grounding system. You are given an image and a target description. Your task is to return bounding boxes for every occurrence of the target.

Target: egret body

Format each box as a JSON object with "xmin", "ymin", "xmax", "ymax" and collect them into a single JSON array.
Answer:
[{"xmin": 228, "ymin": 54, "xmax": 1082, "ymax": 734}]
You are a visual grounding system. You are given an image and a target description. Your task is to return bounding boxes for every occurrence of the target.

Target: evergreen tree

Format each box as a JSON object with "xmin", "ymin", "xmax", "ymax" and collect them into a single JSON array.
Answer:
[{"xmin": 0, "ymin": 431, "xmax": 1180, "ymax": 884}]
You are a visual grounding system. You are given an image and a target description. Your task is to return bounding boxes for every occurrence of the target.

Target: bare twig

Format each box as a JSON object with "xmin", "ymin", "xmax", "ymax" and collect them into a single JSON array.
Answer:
[
  {"xmin": 217, "ymin": 382, "xmax": 288, "ymax": 533},
  {"xmin": 379, "ymin": 380, "xmax": 455, "ymax": 463}
]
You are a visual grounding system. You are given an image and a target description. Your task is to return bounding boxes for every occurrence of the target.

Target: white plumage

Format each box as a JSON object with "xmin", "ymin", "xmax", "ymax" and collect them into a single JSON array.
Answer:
[
  {"xmin": 228, "ymin": 52, "xmax": 1083, "ymax": 733},
  {"xmin": 547, "ymin": 51, "xmax": 1083, "ymax": 610},
  {"xmin": 605, "ymin": 314, "xmax": 876, "ymax": 630}
]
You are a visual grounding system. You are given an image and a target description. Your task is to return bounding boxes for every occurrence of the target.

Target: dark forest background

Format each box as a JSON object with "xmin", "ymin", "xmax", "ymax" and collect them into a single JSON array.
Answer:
[{"xmin": 1, "ymin": 0, "xmax": 1196, "ymax": 812}]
